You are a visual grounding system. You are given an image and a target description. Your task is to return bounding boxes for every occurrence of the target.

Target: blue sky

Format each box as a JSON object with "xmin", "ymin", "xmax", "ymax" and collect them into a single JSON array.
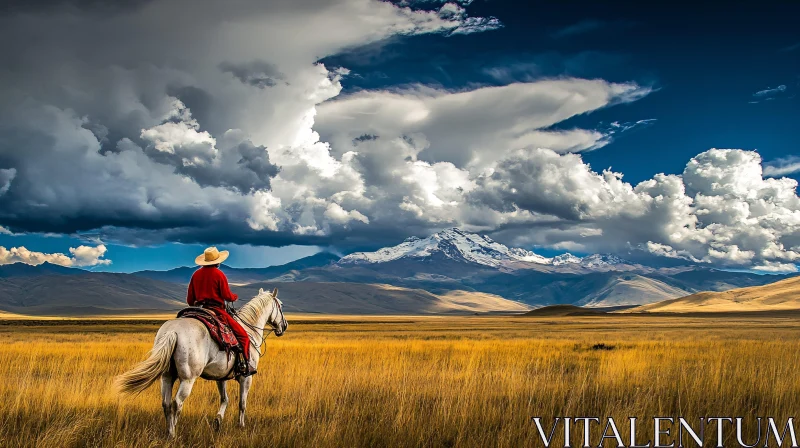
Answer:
[{"xmin": 0, "ymin": 0, "xmax": 798, "ymax": 272}]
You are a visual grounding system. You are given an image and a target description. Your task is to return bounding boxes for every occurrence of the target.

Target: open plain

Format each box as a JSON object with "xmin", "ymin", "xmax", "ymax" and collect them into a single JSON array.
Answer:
[{"xmin": 0, "ymin": 314, "xmax": 799, "ymax": 447}]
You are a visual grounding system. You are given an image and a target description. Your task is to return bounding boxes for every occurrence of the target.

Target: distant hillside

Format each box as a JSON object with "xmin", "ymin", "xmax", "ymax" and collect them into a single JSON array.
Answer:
[
  {"xmin": 627, "ymin": 276, "xmax": 800, "ymax": 313},
  {"xmin": 665, "ymin": 269, "xmax": 786, "ymax": 292},
  {"xmin": 0, "ymin": 273, "xmax": 185, "ymax": 315},
  {"xmin": 133, "ymin": 252, "xmax": 340, "ymax": 284},
  {"xmin": 271, "ymin": 260, "xmax": 791, "ymax": 308},
  {"xmin": 232, "ymin": 282, "xmax": 530, "ymax": 315},
  {"xmin": 522, "ymin": 305, "xmax": 604, "ymax": 317},
  {"xmin": 573, "ymin": 274, "xmax": 690, "ymax": 307},
  {"xmin": 0, "ymin": 273, "xmax": 528, "ymax": 316},
  {"xmin": 0, "ymin": 262, "xmax": 86, "ymax": 278},
  {"xmin": 0, "ymin": 233, "xmax": 794, "ymax": 315}
]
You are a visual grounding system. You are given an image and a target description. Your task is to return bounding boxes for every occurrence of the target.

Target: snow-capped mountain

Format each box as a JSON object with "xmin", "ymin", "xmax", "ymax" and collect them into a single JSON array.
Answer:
[
  {"xmin": 579, "ymin": 254, "xmax": 627, "ymax": 268},
  {"xmin": 339, "ymin": 228, "xmax": 549, "ymax": 267},
  {"xmin": 551, "ymin": 253, "xmax": 582, "ymax": 265},
  {"xmin": 339, "ymin": 228, "xmax": 626, "ymax": 269}
]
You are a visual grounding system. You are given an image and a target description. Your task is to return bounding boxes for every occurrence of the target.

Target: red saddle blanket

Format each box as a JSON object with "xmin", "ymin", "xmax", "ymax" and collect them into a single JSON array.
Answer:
[{"xmin": 177, "ymin": 307, "xmax": 241, "ymax": 356}]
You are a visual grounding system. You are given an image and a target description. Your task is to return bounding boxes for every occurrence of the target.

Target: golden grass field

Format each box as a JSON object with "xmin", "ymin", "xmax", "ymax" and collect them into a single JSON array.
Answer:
[{"xmin": 0, "ymin": 314, "xmax": 799, "ymax": 447}]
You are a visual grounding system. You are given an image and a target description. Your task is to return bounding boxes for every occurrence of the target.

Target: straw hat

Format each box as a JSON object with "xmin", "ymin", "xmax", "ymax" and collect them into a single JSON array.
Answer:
[{"xmin": 195, "ymin": 246, "xmax": 229, "ymax": 266}]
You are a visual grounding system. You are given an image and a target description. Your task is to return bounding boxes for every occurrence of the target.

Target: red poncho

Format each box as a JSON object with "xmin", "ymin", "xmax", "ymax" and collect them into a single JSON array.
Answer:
[{"xmin": 186, "ymin": 265, "xmax": 238, "ymax": 307}]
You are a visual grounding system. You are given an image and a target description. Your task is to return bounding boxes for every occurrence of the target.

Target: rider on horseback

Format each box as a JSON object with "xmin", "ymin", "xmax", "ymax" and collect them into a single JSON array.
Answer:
[{"xmin": 186, "ymin": 247, "xmax": 257, "ymax": 377}]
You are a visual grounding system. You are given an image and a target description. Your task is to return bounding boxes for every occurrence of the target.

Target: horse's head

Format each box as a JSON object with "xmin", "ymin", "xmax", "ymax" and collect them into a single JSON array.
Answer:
[{"xmin": 260, "ymin": 287, "xmax": 288, "ymax": 337}]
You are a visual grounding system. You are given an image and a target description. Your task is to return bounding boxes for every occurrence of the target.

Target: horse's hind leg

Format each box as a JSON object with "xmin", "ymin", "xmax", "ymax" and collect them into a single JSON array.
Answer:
[
  {"xmin": 160, "ymin": 374, "xmax": 176, "ymax": 438},
  {"xmin": 170, "ymin": 377, "xmax": 197, "ymax": 438},
  {"xmin": 213, "ymin": 380, "xmax": 228, "ymax": 431}
]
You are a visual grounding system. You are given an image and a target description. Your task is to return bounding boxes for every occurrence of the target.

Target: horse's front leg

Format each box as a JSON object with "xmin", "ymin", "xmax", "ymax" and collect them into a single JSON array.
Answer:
[
  {"xmin": 237, "ymin": 375, "xmax": 252, "ymax": 428},
  {"xmin": 213, "ymin": 380, "xmax": 228, "ymax": 431}
]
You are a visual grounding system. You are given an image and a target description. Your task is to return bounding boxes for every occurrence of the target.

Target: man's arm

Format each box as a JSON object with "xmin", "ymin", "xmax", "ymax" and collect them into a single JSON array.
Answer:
[
  {"xmin": 187, "ymin": 277, "xmax": 197, "ymax": 306},
  {"xmin": 218, "ymin": 270, "xmax": 239, "ymax": 302}
]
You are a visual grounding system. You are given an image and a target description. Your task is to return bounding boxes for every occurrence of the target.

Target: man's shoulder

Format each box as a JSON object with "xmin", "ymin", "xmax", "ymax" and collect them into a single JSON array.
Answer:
[{"xmin": 191, "ymin": 266, "xmax": 213, "ymax": 279}]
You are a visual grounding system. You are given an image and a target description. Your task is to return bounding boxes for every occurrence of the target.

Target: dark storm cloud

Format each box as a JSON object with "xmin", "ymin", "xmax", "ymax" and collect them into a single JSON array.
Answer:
[
  {"xmin": 0, "ymin": 0, "xmax": 154, "ymax": 15},
  {"xmin": 219, "ymin": 61, "xmax": 286, "ymax": 89},
  {"xmin": 167, "ymin": 86, "xmax": 214, "ymax": 130},
  {"xmin": 0, "ymin": 0, "xmax": 496, "ymax": 249},
  {"xmin": 232, "ymin": 140, "xmax": 281, "ymax": 191}
]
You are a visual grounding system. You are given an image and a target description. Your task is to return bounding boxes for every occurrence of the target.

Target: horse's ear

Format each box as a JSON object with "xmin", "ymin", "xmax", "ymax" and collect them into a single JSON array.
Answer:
[
  {"xmin": 272, "ymin": 287, "xmax": 278, "ymax": 298},
  {"xmin": 259, "ymin": 288, "xmax": 264, "ymax": 294}
]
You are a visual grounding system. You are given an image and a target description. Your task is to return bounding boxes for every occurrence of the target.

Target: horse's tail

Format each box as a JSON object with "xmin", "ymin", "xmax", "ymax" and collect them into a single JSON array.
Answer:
[{"xmin": 114, "ymin": 331, "xmax": 177, "ymax": 395}]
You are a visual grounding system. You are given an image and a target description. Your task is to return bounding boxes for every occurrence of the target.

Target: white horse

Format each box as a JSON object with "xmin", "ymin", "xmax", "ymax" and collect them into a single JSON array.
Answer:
[{"xmin": 115, "ymin": 287, "xmax": 287, "ymax": 438}]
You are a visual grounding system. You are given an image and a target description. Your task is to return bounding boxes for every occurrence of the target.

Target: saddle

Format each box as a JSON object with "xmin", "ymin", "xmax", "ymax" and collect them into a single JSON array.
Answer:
[{"xmin": 177, "ymin": 307, "xmax": 241, "ymax": 358}]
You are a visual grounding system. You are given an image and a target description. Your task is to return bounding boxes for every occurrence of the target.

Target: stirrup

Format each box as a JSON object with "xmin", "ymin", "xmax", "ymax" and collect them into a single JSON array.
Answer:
[{"xmin": 235, "ymin": 353, "xmax": 256, "ymax": 377}]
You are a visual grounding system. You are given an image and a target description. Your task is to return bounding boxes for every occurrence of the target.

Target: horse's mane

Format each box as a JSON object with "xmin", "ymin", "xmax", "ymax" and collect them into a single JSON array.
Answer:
[{"xmin": 237, "ymin": 289, "xmax": 274, "ymax": 325}]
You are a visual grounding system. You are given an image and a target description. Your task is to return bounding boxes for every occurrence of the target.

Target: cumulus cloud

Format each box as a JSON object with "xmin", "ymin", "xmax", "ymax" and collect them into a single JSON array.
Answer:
[
  {"xmin": 478, "ymin": 148, "xmax": 800, "ymax": 270},
  {"xmin": 753, "ymin": 261, "xmax": 798, "ymax": 273},
  {"xmin": 0, "ymin": 244, "xmax": 110, "ymax": 267}
]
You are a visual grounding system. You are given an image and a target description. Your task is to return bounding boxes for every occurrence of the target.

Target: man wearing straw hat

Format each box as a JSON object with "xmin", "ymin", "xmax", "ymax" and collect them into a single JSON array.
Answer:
[{"xmin": 186, "ymin": 247, "xmax": 256, "ymax": 376}]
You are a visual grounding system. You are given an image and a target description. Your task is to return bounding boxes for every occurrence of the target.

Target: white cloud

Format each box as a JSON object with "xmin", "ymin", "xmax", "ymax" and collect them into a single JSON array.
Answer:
[
  {"xmin": 753, "ymin": 261, "xmax": 798, "ymax": 273},
  {"xmin": 324, "ymin": 203, "xmax": 370, "ymax": 225},
  {"xmin": 753, "ymin": 85, "xmax": 787, "ymax": 98},
  {"xmin": 750, "ymin": 84, "xmax": 790, "ymax": 103},
  {"xmin": 764, "ymin": 156, "xmax": 800, "ymax": 177},
  {"xmin": 0, "ymin": 244, "xmax": 110, "ymax": 267},
  {"xmin": 316, "ymin": 79, "xmax": 651, "ymax": 169},
  {"xmin": 475, "ymin": 148, "xmax": 800, "ymax": 270}
]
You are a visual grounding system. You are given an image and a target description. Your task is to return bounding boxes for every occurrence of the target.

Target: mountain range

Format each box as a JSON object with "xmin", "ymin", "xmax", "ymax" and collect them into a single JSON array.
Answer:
[
  {"xmin": 338, "ymin": 228, "xmax": 629, "ymax": 271},
  {"xmin": 0, "ymin": 228, "xmax": 794, "ymax": 315},
  {"xmin": 277, "ymin": 228, "xmax": 790, "ymax": 307}
]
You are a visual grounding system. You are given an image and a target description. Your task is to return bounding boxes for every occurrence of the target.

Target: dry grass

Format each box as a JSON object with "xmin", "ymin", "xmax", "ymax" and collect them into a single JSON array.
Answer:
[{"xmin": 0, "ymin": 315, "xmax": 799, "ymax": 447}]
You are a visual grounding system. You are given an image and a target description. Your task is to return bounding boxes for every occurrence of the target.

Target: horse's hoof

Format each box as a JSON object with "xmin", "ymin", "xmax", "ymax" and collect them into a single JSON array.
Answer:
[{"xmin": 213, "ymin": 416, "xmax": 222, "ymax": 432}]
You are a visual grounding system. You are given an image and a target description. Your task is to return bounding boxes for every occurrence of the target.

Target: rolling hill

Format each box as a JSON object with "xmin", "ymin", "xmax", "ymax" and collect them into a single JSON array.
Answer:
[
  {"xmin": 0, "ymin": 271, "xmax": 529, "ymax": 316},
  {"xmin": 232, "ymin": 282, "xmax": 530, "ymax": 315},
  {"xmin": 0, "ymin": 273, "xmax": 186, "ymax": 315},
  {"xmin": 627, "ymin": 275, "xmax": 800, "ymax": 313},
  {"xmin": 0, "ymin": 262, "xmax": 84, "ymax": 278},
  {"xmin": 521, "ymin": 305, "xmax": 605, "ymax": 317}
]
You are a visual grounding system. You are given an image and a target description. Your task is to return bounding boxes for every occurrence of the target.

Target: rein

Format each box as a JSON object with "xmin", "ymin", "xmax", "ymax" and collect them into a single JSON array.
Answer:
[{"xmin": 227, "ymin": 295, "xmax": 281, "ymax": 359}]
